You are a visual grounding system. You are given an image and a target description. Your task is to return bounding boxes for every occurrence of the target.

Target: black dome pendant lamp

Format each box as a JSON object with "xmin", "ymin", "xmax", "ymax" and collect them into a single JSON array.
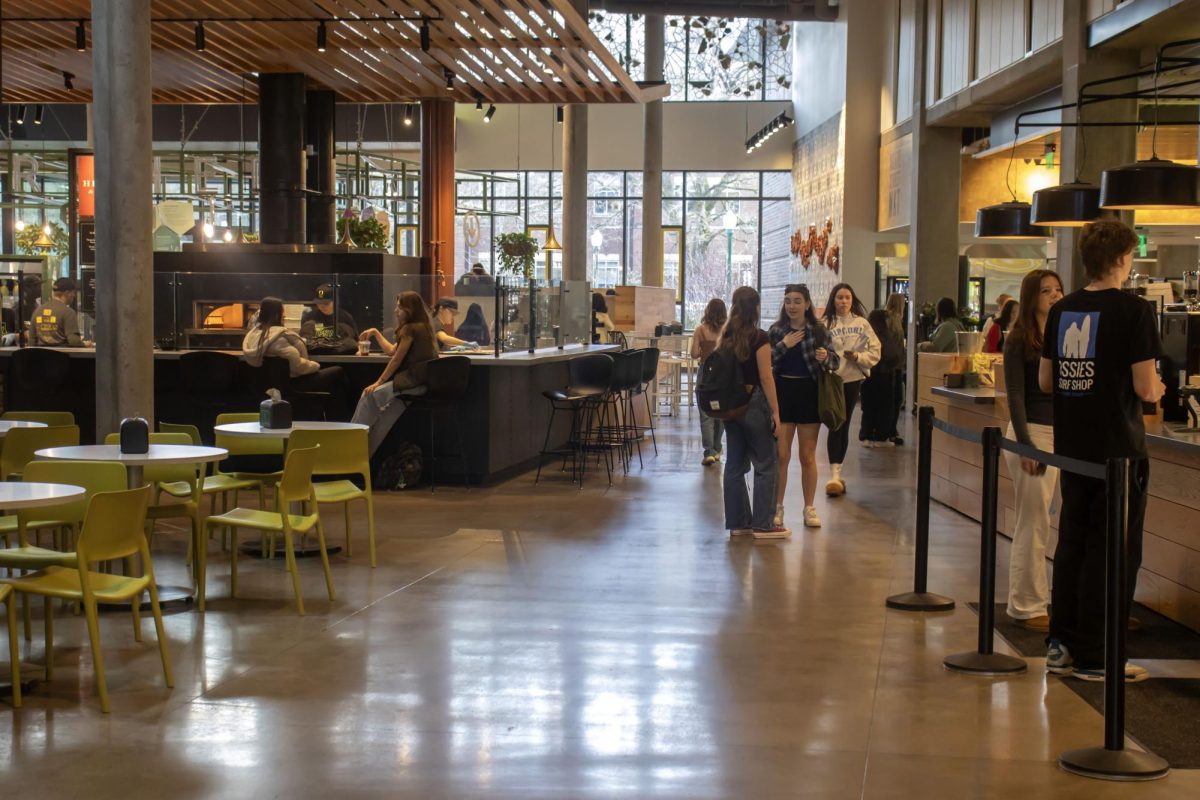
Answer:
[
  {"xmin": 974, "ymin": 130, "xmax": 1046, "ymax": 239},
  {"xmin": 1100, "ymin": 157, "xmax": 1200, "ymax": 210},
  {"xmin": 1032, "ymin": 180, "xmax": 1101, "ymax": 226}
]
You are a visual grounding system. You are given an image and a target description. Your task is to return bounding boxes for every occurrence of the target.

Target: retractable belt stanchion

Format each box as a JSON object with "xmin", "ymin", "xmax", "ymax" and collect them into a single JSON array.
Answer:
[
  {"xmin": 944, "ymin": 425, "xmax": 1027, "ymax": 675},
  {"xmin": 887, "ymin": 405, "xmax": 955, "ymax": 611},
  {"xmin": 1060, "ymin": 457, "xmax": 1169, "ymax": 781}
]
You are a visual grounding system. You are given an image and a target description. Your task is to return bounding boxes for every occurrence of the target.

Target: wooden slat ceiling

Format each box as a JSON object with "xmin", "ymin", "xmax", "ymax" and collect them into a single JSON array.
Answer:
[{"xmin": 0, "ymin": 0, "xmax": 668, "ymax": 104}]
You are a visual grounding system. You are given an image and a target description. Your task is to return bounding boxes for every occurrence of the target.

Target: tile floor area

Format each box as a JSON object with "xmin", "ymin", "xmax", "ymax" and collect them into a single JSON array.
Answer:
[{"xmin": 2, "ymin": 413, "xmax": 1199, "ymax": 798}]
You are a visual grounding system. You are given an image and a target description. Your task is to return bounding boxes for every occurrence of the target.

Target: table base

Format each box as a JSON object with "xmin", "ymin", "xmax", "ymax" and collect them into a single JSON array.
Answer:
[
  {"xmin": 98, "ymin": 584, "xmax": 194, "ymax": 613},
  {"xmin": 238, "ymin": 542, "xmax": 343, "ymax": 559},
  {"xmin": 0, "ymin": 663, "xmax": 42, "ymax": 697}
]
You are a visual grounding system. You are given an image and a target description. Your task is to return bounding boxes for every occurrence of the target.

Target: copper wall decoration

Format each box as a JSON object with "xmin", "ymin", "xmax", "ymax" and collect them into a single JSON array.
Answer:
[{"xmin": 790, "ymin": 217, "xmax": 839, "ymax": 273}]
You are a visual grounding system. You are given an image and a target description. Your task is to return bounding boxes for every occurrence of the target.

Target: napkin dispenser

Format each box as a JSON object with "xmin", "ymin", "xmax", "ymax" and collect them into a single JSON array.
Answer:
[
  {"xmin": 259, "ymin": 389, "xmax": 293, "ymax": 429},
  {"xmin": 119, "ymin": 416, "xmax": 150, "ymax": 454}
]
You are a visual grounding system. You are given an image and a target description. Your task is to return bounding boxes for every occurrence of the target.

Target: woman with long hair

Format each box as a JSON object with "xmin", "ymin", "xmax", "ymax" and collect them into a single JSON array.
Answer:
[
  {"xmin": 985, "ymin": 298, "xmax": 1019, "ymax": 353},
  {"xmin": 718, "ymin": 286, "xmax": 788, "ymax": 538},
  {"xmin": 455, "ymin": 302, "xmax": 491, "ymax": 347},
  {"xmin": 591, "ymin": 292, "xmax": 616, "ymax": 344},
  {"xmin": 352, "ymin": 291, "xmax": 440, "ymax": 455},
  {"xmin": 821, "ymin": 282, "xmax": 880, "ymax": 497},
  {"xmin": 769, "ymin": 284, "xmax": 838, "ymax": 528},
  {"xmin": 859, "ymin": 309, "xmax": 904, "ymax": 446},
  {"xmin": 242, "ymin": 296, "xmax": 351, "ymax": 418},
  {"xmin": 917, "ymin": 297, "xmax": 964, "ymax": 353},
  {"xmin": 690, "ymin": 297, "xmax": 728, "ymax": 465},
  {"xmin": 884, "ymin": 292, "xmax": 908, "ymax": 445},
  {"xmin": 1001, "ymin": 269, "xmax": 1063, "ymax": 632}
]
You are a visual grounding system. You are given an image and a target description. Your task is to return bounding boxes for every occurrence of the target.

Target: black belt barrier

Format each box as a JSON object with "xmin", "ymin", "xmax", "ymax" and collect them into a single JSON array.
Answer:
[{"xmin": 903, "ymin": 405, "xmax": 1169, "ymax": 781}]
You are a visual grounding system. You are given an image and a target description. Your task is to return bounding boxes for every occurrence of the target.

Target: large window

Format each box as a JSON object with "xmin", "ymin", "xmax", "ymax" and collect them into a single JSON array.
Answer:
[
  {"xmin": 455, "ymin": 170, "xmax": 792, "ymax": 328},
  {"xmin": 587, "ymin": 12, "xmax": 792, "ymax": 102}
]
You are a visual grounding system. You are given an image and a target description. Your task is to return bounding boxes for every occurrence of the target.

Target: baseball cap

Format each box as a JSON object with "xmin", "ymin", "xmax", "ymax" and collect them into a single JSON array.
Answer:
[
  {"xmin": 53, "ymin": 277, "xmax": 77, "ymax": 293},
  {"xmin": 313, "ymin": 283, "xmax": 334, "ymax": 302},
  {"xmin": 434, "ymin": 298, "xmax": 459, "ymax": 311}
]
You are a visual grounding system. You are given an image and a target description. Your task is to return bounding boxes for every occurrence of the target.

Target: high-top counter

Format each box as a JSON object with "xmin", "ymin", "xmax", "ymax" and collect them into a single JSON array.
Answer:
[{"xmin": 919, "ymin": 351, "xmax": 1200, "ymax": 631}]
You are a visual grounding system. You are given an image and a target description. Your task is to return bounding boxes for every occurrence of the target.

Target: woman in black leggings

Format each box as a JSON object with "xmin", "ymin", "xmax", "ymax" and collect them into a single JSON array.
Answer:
[{"xmin": 820, "ymin": 283, "xmax": 881, "ymax": 497}]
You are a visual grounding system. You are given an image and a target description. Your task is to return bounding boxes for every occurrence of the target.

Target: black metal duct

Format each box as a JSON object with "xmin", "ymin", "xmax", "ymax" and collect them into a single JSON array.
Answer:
[
  {"xmin": 258, "ymin": 73, "xmax": 307, "ymax": 245},
  {"xmin": 589, "ymin": 0, "xmax": 838, "ymax": 21},
  {"xmin": 305, "ymin": 90, "xmax": 337, "ymax": 245}
]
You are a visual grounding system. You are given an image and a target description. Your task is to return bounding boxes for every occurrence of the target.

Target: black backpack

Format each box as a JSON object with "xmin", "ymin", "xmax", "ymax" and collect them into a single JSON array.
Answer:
[{"xmin": 696, "ymin": 347, "xmax": 752, "ymax": 420}]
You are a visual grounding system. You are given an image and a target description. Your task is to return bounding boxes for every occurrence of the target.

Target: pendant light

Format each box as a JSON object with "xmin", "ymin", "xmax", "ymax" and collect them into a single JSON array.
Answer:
[
  {"xmin": 34, "ymin": 225, "xmax": 55, "ymax": 251},
  {"xmin": 975, "ymin": 130, "xmax": 1046, "ymax": 239},
  {"xmin": 543, "ymin": 109, "xmax": 561, "ymax": 253},
  {"xmin": 1100, "ymin": 66, "xmax": 1200, "ymax": 210},
  {"xmin": 1032, "ymin": 99, "xmax": 1100, "ymax": 227}
]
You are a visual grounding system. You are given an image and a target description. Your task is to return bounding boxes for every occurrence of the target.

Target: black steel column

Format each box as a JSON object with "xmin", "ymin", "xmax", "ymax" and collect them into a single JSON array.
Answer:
[
  {"xmin": 258, "ymin": 73, "xmax": 306, "ymax": 244},
  {"xmin": 305, "ymin": 89, "xmax": 336, "ymax": 245}
]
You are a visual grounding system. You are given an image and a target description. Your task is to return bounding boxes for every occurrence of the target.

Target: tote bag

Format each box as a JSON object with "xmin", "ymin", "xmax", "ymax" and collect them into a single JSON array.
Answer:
[{"xmin": 818, "ymin": 370, "xmax": 846, "ymax": 430}]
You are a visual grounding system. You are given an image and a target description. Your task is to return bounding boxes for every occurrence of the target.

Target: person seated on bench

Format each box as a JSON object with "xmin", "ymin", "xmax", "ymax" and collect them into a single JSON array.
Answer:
[{"xmin": 353, "ymin": 291, "xmax": 439, "ymax": 455}]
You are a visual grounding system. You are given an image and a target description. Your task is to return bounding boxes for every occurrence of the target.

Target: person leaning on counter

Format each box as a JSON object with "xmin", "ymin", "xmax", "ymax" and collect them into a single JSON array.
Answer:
[
  {"xmin": 31, "ymin": 277, "xmax": 85, "ymax": 347},
  {"xmin": 431, "ymin": 298, "xmax": 474, "ymax": 350}
]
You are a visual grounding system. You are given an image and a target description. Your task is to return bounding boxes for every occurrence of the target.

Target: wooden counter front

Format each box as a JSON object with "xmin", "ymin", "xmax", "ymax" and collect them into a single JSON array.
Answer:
[{"xmin": 919, "ymin": 352, "xmax": 1200, "ymax": 631}]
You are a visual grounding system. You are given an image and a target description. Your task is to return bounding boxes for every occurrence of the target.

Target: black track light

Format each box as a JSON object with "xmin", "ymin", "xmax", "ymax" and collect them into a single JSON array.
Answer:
[
  {"xmin": 63, "ymin": 71, "xmax": 75, "ymax": 91},
  {"xmin": 556, "ymin": 105, "xmax": 563, "ymax": 124},
  {"xmin": 75, "ymin": 20, "xmax": 86, "ymax": 51},
  {"xmin": 420, "ymin": 21, "xmax": 431, "ymax": 52},
  {"xmin": 195, "ymin": 21, "xmax": 206, "ymax": 52},
  {"xmin": 444, "ymin": 69, "xmax": 454, "ymax": 91},
  {"xmin": 475, "ymin": 97, "xmax": 483, "ymax": 111},
  {"xmin": 33, "ymin": 105, "xmax": 43, "ymax": 126},
  {"xmin": 15, "ymin": 105, "xmax": 25, "ymax": 125},
  {"xmin": 317, "ymin": 20, "xmax": 327, "ymax": 52},
  {"xmin": 403, "ymin": 104, "xmax": 414, "ymax": 126},
  {"xmin": 484, "ymin": 105, "xmax": 496, "ymax": 123}
]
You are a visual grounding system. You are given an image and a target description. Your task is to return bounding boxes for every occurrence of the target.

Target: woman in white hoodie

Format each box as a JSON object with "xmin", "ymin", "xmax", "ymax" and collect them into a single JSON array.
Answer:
[
  {"xmin": 243, "ymin": 297, "xmax": 350, "ymax": 417},
  {"xmin": 821, "ymin": 283, "xmax": 881, "ymax": 497}
]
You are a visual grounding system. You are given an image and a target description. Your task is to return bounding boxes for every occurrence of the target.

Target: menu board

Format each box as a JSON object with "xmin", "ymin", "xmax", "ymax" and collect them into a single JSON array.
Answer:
[{"xmin": 79, "ymin": 221, "xmax": 96, "ymax": 266}]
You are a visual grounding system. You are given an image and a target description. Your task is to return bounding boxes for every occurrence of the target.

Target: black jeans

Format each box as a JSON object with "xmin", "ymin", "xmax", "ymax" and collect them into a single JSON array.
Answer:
[
  {"xmin": 293, "ymin": 366, "xmax": 353, "ymax": 420},
  {"xmin": 826, "ymin": 380, "xmax": 861, "ymax": 465},
  {"xmin": 1048, "ymin": 459, "xmax": 1149, "ymax": 668},
  {"xmin": 859, "ymin": 370, "xmax": 895, "ymax": 442}
]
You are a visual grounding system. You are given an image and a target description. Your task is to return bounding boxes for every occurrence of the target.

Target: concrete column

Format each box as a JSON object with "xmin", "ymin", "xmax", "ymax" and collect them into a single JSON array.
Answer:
[
  {"xmin": 1057, "ymin": 1, "xmax": 1137, "ymax": 291},
  {"xmin": 905, "ymin": 0, "xmax": 961, "ymax": 406},
  {"xmin": 92, "ymin": 0, "xmax": 154, "ymax": 436},
  {"xmin": 840, "ymin": 1, "xmax": 885, "ymax": 294},
  {"xmin": 1154, "ymin": 245, "xmax": 1200, "ymax": 278},
  {"xmin": 640, "ymin": 14, "xmax": 665, "ymax": 288}
]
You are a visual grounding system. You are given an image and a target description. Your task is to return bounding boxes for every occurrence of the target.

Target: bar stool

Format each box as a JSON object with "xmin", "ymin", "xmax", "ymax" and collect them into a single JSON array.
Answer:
[
  {"xmin": 402, "ymin": 356, "xmax": 473, "ymax": 492},
  {"xmin": 601, "ymin": 350, "xmax": 645, "ymax": 473},
  {"xmin": 536, "ymin": 354, "xmax": 614, "ymax": 487},
  {"xmin": 628, "ymin": 347, "xmax": 660, "ymax": 455}
]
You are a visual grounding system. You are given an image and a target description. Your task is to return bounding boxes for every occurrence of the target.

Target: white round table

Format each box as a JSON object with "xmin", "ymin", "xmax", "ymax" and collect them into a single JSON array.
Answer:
[
  {"xmin": 0, "ymin": 420, "xmax": 47, "ymax": 438},
  {"xmin": 0, "ymin": 481, "xmax": 85, "ymax": 510},
  {"xmin": 34, "ymin": 444, "xmax": 228, "ymax": 489},
  {"xmin": 213, "ymin": 421, "xmax": 367, "ymax": 439}
]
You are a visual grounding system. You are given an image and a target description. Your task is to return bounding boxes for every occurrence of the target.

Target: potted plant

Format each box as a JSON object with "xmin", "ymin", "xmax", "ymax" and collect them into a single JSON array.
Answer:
[
  {"xmin": 336, "ymin": 215, "xmax": 389, "ymax": 250},
  {"xmin": 495, "ymin": 232, "xmax": 538, "ymax": 281}
]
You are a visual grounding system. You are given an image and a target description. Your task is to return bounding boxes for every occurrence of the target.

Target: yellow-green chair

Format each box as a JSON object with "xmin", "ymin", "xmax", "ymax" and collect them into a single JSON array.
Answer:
[
  {"xmin": 289, "ymin": 428, "xmax": 377, "ymax": 568},
  {"xmin": 0, "ymin": 425, "xmax": 80, "ymax": 481},
  {"xmin": 2, "ymin": 485, "xmax": 173, "ymax": 713},
  {"xmin": 104, "ymin": 431, "xmax": 203, "ymax": 565},
  {"xmin": 0, "ymin": 460, "xmax": 128, "ymax": 640},
  {"xmin": 202, "ymin": 445, "xmax": 334, "ymax": 616},
  {"xmin": 158, "ymin": 422, "xmax": 261, "ymax": 514},
  {"xmin": 1, "ymin": 411, "xmax": 75, "ymax": 427},
  {"xmin": 0, "ymin": 584, "xmax": 18, "ymax": 708}
]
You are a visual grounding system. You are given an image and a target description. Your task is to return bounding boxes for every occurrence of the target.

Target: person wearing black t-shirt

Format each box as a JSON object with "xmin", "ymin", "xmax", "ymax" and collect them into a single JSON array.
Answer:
[{"xmin": 1038, "ymin": 220, "xmax": 1165, "ymax": 683}]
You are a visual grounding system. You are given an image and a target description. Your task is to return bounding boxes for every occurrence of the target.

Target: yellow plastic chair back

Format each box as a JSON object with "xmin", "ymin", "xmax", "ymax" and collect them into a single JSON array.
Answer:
[
  {"xmin": 215, "ymin": 412, "xmax": 283, "ymax": 458},
  {"xmin": 158, "ymin": 423, "xmax": 201, "ymax": 445},
  {"xmin": 1, "ymin": 425, "xmax": 81, "ymax": 480},
  {"xmin": 101, "ymin": 432, "xmax": 199, "ymax": 484},
  {"xmin": 289, "ymin": 429, "xmax": 370, "ymax": 482},
  {"xmin": 277, "ymin": 445, "xmax": 319, "ymax": 507},
  {"xmin": 18, "ymin": 461, "xmax": 129, "ymax": 538},
  {"xmin": 75, "ymin": 486, "xmax": 153, "ymax": 567},
  {"xmin": 1, "ymin": 411, "xmax": 75, "ymax": 427}
]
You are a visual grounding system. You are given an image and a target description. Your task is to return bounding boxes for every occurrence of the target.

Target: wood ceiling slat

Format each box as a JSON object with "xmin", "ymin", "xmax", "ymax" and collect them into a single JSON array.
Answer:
[{"xmin": 0, "ymin": 0, "xmax": 646, "ymax": 103}]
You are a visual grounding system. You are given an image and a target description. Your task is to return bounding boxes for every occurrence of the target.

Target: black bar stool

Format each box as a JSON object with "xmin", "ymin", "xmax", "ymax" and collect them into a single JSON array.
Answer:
[
  {"xmin": 402, "ymin": 356, "xmax": 472, "ymax": 492},
  {"xmin": 601, "ymin": 350, "xmax": 645, "ymax": 473},
  {"xmin": 627, "ymin": 347, "xmax": 660, "ymax": 455},
  {"xmin": 536, "ymin": 353, "xmax": 614, "ymax": 487}
]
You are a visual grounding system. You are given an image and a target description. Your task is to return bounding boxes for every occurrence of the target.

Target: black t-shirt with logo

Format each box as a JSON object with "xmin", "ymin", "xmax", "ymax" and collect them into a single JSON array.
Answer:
[{"xmin": 1041, "ymin": 288, "xmax": 1159, "ymax": 462}]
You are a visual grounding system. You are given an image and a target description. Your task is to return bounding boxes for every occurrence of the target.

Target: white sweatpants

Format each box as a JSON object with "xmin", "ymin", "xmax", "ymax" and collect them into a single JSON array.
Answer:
[
  {"xmin": 1001, "ymin": 421, "xmax": 1058, "ymax": 620},
  {"xmin": 351, "ymin": 383, "xmax": 426, "ymax": 456}
]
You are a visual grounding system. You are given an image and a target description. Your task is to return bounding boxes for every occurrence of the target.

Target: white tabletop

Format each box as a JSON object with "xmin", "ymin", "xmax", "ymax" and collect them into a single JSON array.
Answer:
[
  {"xmin": 35, "ymin": 444, "xmax": 229, "ymax": 466},
  {"xmin": 0, "ymin": 482, "xmax": 86, "ymax": 510},
  {"xmin": 0, "ymin": 420, "xmax": 48, "ymax": 436},
  {"xmin": 214, "ymin": 421, "xmax": 368, "ymax": 439}
]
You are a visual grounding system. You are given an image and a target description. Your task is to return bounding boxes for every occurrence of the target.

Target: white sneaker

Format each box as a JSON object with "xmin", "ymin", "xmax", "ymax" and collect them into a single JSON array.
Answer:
[
  {"xmin": 803, "ymin": 506, "xmax": 821, "ymax": 528},
  {"xmin": 862, "ymin": 440, "xmax": 875, "ymax": 449},
  {"xmin": 752, "ymin": 526, "xmax": 791, "ymax": 540},
  {"xmin": 773, "ymin": 504, "xmax": 785, "ymax": 527},
  {"xmin": 876, "ymin": 440, "xmax": 895, "ymax": 448}
]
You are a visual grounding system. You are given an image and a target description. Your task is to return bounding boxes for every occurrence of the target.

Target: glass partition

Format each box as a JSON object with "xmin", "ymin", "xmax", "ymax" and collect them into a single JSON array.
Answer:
[{"xmin": 494, "ymin": 278, "xmax": 592, "ymax": 354}]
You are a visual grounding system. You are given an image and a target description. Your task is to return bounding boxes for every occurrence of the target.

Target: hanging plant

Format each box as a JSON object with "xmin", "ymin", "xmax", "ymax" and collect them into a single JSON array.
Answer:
[
  {"xmin": 494, "ymin": 232, "xmax": 538, "ymax": 280},
  {"xmin": 336, "ymin": 216, "xmax": 388, "ymax": 250}
]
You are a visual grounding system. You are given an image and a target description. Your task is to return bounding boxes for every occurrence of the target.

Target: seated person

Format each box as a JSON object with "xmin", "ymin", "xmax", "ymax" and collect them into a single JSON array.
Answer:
[
  {"xmin": 300, "ymin": 283, "xmax": 358, "ymax": 352},
  {"xmin": 455, "ymin": 263, "xmax": 496, "ymax": 296},
  {"xmin": 30, "ymin": 277, "xmax": 85, "ymax": 347},
  {"xmin": 455, "ymin": 302, "xmax": 491, "ymax": 347},
  {"xmin": 243, "ymin": 296, "xmax": 351, "ymax": 417},
  {"xmin": 592, "ymin": 292, "xmax": 615, "ymax": 344},
  {"xmin": 353, "ymin": 291, "xmax": 439, "ymax": 456},
  {"xmin": 431, "ymin": 298, "xmax": 474, "ymax": 350},
  {"xmin": 916, "ymin": 297, "xmax": 966, "ymax": 353}
]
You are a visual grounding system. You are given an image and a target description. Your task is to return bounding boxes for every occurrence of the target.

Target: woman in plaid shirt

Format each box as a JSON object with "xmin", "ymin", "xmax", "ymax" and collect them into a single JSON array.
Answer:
[{"xmin": 768, "ymin": 284, "xmax": 839, "ymax": 529}]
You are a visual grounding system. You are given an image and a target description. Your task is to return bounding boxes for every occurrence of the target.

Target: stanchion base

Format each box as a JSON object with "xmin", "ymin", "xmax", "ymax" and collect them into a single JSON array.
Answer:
[
  {"xmin": 1059, "ymin": 747, "xmax": 1169, "ymax": 782},
  {"xmin": 886, "ymin": 591, "xmax": 956, "ymax": 612},
  {"xmin": 943, "ymin": 651, "xmax": 1027, "ymax": 675}
]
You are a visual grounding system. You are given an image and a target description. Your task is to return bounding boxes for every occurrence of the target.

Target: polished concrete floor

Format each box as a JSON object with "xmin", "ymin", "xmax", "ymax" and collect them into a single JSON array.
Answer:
[{"xmin": 2, "ymin": 413, "xmax": 1198, "ymax": 798}]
